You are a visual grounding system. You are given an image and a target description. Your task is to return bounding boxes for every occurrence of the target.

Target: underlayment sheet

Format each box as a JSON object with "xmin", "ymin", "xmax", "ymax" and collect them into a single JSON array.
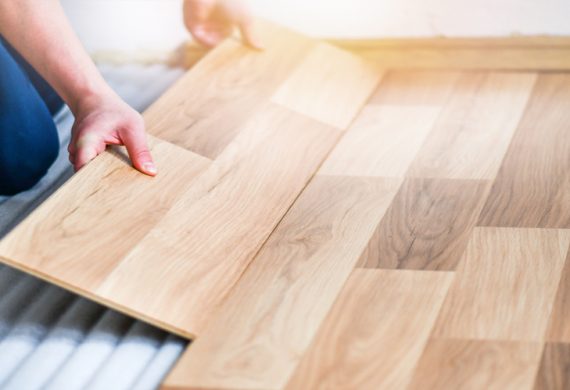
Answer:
[{"xmin": 0, "ymin": 64, "xmax": 188, "ymax": 389}]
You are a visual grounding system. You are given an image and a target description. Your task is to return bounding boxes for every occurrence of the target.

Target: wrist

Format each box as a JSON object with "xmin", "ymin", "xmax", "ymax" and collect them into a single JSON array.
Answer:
[{"xmin": 69, "ymin": 86, "xmax": 119, "ymax": 118}]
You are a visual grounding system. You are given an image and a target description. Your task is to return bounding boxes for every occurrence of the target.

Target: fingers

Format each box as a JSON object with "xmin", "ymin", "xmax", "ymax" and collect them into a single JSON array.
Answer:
[
  {"xmin": 120, "ymin": 127, "xmax": 157, "ymax": 176},
  {"xmin": 189, "ymin": 25, "xmax": 226, "ymax": 48},
  {"xmin": 238, "ymin": 20, "xmax": 263, "ymax": 50}
]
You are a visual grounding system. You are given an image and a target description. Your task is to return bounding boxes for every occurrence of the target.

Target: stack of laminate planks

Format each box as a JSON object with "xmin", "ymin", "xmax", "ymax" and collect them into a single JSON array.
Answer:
[{"xmin": 1, "ymin": 21, "xmax": 570, "ymax": 390}]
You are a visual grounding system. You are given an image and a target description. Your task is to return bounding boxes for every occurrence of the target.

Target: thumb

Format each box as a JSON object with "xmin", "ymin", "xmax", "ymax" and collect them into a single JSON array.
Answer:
[
  {"xmin": 121, "ymin": 129, "xmax": 157, "ymax": 176},
  {"xmin": 74, "ymin": 134, "xmax": 105, "ymax": 172},
  {"xmin": 239, "ymin": 20, "xmax": 264, "ymax": 50}
]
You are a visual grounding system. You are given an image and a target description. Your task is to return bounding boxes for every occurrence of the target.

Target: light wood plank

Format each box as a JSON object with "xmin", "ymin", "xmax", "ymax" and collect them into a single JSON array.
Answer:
[
  {"xmin": 369, "ymin": 70, "xmax": 460, "ymax": 106},
  {"xmin": 0, "ymin": 138, "xmax": 210, "ymax": 293},
  {"xmin": 406, "ymin": 72, "xmax": 536, "ymax": 179},
  {"xmin": 432, "ymin": 227, "xmax": 570, "ymax": 341},
  {"xmin": 96, "ymin": 104, "xmax": 340, "ymax": 337},
  {"xmin": 284, "ymin": 269, "xmax": 453, "ymax": 390},
  {"xmin": 478, "ymin": 74, "xmax": 570, "ymax": 228},
  {"xmin": 272, "ymin": 43, "xmax": 381, "ymax": 128},
  {"xmin": 534, "ymin": 343, "xmax": 570, "ymax": 390},
  {"xmin": 318, "ymin": 105, "xmax": 441, "ymax": 177},
  {"xmin": 358, "ymin": 178, "xmax": 490, "ymax": 270},
  {"xmin": 409, "ymin": 339, "xmax": 543, "ymax": 390},
  {"xmin": 163, "ymin": 175, "xmax": 401, "ymax": 390},
  {"xmin": 145, "ymin": 22, "xmax": 316, "ymax": 159}
]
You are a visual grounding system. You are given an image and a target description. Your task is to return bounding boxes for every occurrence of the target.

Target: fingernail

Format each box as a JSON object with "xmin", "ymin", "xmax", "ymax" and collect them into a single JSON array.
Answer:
[{"xmin": 143, "ymin": 162, "xmax": 157, "ymax": 175}]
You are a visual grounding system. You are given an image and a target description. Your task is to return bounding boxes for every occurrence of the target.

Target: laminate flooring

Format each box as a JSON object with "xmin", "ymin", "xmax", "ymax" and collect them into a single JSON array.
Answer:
[{"xmin": 1, "ymin": 22, "xmax": 570, "ymax": 390}]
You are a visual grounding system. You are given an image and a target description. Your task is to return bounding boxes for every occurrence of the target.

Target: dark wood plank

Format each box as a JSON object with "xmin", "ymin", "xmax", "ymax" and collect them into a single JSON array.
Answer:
[
  {"xmin": 534, "ymin": 343, "xmax": 570, "ymax": 390},
  {"xmin": 478, "ymin": 74, "xmax": 570, "ymax": 228},
  {"xmin": 358, "ymin": 178, "xmax": 490, "ymax": 270}
]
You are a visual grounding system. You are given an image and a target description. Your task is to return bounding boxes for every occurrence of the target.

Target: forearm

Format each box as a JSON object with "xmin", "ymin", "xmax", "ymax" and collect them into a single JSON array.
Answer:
[{"xmin": 0, "ymin": 0, "xmax": 114, "ymax": 115}]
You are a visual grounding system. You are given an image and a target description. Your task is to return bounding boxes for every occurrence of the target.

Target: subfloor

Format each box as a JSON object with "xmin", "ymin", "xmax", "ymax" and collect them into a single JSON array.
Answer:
[{"xmin": 0, "ymin": 64, "xmax": 187, "ymax": 389}]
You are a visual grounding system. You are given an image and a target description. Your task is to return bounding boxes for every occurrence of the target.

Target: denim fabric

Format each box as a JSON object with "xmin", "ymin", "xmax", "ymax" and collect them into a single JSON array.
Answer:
[{"xmin": 0, "ymin": 38, "xmax": 63, "ymax": 195}]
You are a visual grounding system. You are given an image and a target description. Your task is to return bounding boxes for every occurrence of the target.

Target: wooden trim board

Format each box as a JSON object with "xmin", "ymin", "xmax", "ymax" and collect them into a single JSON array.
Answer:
[
  {"xmin": 0, "ymin": 22, "xmax": 381, "ymax": 339},
  {"xmin": 187, "ymin": 35, "xmax": 570, "ymax": 70}
]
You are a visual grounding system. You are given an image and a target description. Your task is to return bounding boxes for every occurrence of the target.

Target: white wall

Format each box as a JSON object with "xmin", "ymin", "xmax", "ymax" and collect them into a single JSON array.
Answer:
[{"xmin": 61, "ymin": 0, "xmax": 570, "ymax": 55}]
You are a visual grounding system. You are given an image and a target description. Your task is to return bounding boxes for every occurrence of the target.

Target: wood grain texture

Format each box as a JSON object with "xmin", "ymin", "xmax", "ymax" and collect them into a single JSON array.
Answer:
[
  {"xmin": 409, "ymin": 339, "xmax": 543, "ymax": 390},
  {"xmin": 96, "ymin": 104, "xmax": 340, "ymax": 337},
  {"xmin": 145, "ymin": 22, "xmax": 315, "ymax": 159},
  {"xmin": 164, "ymin": 175, "xmax": 401, "ymax": 390},
  {"xmin": 547, "ymin": 249, "xmax": 570, "ymax": 342},
  {"xmin": 406, "ymin": 72, "xmax": 536, "ymax": 179},
  {"xmin": 432, "ymin": 227, "xmax": 570, "ymax": 341},
  {"xmin": 0, "ymin": 138, "xmax": 210, "ymax": 292},
  {"xmin": 534, "ymin": 343, "xmax": 570, "ymax": 390},
  {"xmin": 272, "ymin": 43, "xmax": 381, "ymax": 128},
  {"xmin": 318, "ymin": 105, "xmax": 441, "ymax": 177},
  {"xmin": 358, "ymin": 178, "xmax": 491, "ymax": 270},
  {"xmin": 369, "ymin": 70, "xmax": 460, "ymax": 106},
  {"xmin": 284, "ymin": 269, "xmax": 453, "ymax": 390},
  {"xmin": 478, "ymin": 74, "xmax": 570, "ymax": 228}
]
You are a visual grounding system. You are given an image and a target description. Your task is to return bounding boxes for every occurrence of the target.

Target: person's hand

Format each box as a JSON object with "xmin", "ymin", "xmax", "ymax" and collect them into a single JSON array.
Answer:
[
  {"xmin": 68, "ymin": 93, "xmax": 156, "ymax": 175},
  {"xmin": 183, "ymin": 0, "xmax": 262, "ymax": 49}
]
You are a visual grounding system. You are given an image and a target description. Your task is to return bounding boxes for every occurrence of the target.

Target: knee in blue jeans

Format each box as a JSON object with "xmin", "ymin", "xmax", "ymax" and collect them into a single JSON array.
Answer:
[{"xmin": 0, "ymin": 131, "xmax": 59, "ymax": 195}]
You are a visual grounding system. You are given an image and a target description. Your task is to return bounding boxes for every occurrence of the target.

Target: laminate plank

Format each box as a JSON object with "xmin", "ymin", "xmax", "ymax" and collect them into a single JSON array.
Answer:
[
  {"xmin": 369, "ymin": 70, "xmax": 460, "ymax": 106},
  {"xmin": 0, "ymin": 138, "xmax": 210, "ymax": 292},
  {"xmin": 318, "ymin": 105, "xmax": 441, "ymax": 177},
  {"xmin": 0, "ymin": 25, "xmax": 380, "ymax": 338},
  {"xmin": 163, "ymin": 175, "xmax": 401, "ymax": 390},
  {"xmin": 534, "ymin": 343, "xmax": 570, "ymax": 390},
  {"xmin": 144, "ymin": 22, "xmax": 315, "ymax": 159},
  {"xmin": 284, "ymin": 269, "xmax": 453, "ymax": 390},
  {"xmin": 432, "ymin": 227, "xmax": 570, "ymax": 341},
  {"xmin": 478, "ymin": 74, "xmax": 570, "ymax": 228},
  {"xmin": 546, "ymin": 249, "xmax": 570, "ymax": 342},
  {"xmin": 96, "ymin": 104, "xmax": 340, "ymax": 337},
  {"xmin": 358, "ymin": 178, "xmax": 490, "ymax": 270},
  {"xmin": 272, "ymin": 43, "xmax": 381, "ymax": 128},
  {"xmin": 409, "ymin": 339, "xmax": 543, "ymax": 390},
  {"xmin": 406, "ymin": 72, "xmax": 536, "ymax": 179}
]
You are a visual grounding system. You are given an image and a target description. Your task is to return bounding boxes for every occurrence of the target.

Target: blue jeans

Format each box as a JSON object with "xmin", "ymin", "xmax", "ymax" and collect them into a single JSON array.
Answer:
[{"xmin": 0, "ymin": 38, "xmax": 64, "ymax": 195}]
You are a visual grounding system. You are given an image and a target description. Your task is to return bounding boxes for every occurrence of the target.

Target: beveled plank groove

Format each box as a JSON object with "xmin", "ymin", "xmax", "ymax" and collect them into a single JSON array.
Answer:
[
  {"xmin": 432, "ymin": 227, "xmax": 570, "ymax": 341},
  {"xmin": 406, "ymin": 72, "xmax": 536, "ymax": 180},
  {"xmin": 409, "ymin": 339, "xmax": 543, "ymax": 390},
  {"xmin": 163, "ymin": 175, "xmax": 401, "ymax": 389},
  {"xmin": 546, "ymin": 249, "xmax": 570, "ymax": 342},
  {"xmin": 284, "ymin": 269, "xmax": 453, "ymax": 390},
  {"xmin": 358, "ymin": 178, "xmax": 491, "ymax": 270},
  {"xmin": 534, "ymin": 343, "xmax": 570, "ymax": 390},
  {"xmin": 478, "ymin": 74, "xmax": 570, "ymax": 228}
]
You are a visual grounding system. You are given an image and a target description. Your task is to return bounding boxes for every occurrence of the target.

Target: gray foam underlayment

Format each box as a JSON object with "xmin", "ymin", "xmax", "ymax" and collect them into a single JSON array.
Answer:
[{"xmin": 0, "ymin": 64, "xmax": 189, "ymax": 390}]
